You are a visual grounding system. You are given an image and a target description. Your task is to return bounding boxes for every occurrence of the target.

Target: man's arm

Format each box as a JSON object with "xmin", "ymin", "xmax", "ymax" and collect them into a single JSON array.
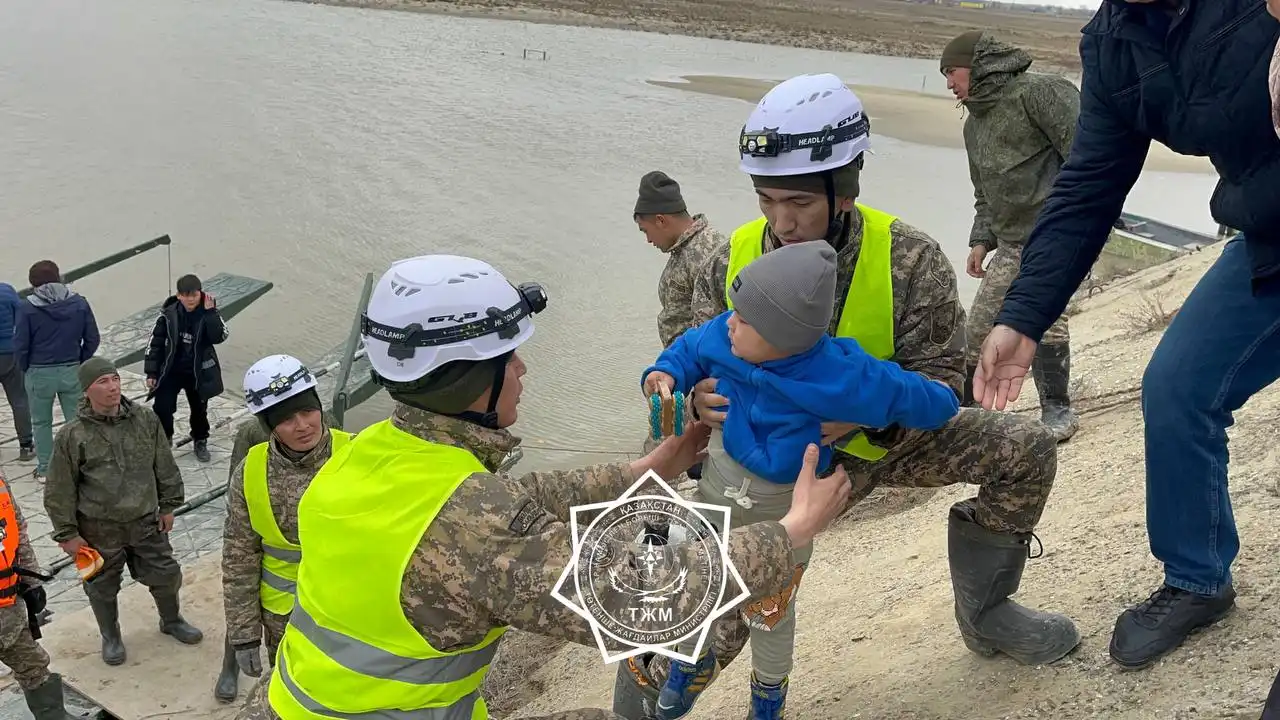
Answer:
[
  {"xmin": 203, "ymin": 307, "xmax": 230, "ymax": 345},
  {"xmin": 80, "ymin": 300, "xmax": 100, "ymax": 361},
  {"xmin": 1024, "ymin": 76, "xmax": 1081, "ymax": 165},
  {"xmin": 887, "ymin": 222, "xmax": 968, "ymax": 396},
  {"xmin": 14, "ymin": 307, "xmax": 29, "ymax": 374},
  {"xmin": 966, "ymin": 141, "xmax": 998, "ymax": 251},
  {"xmin": 143, "ymin": 313, "xmax": 167, "ymax": 379},
  {"xmin": 150, "ymin": 412, "xmax": 184, "ymax": 514},
  {"xmin": 228, "ymin": 421, "xmax": 269, "ymax": 487},
  {"xmin": 43, "ymin": 430, "xmax": 80, "ymax": 543},
  {"xmin": 997, "ymin": 50, "xmax": 1150, "ymax": 341},
  {"xmin": 688, "ymin": 242, "xmax": 731, "ymax": 328},
  {"xmin": 221, "ymin": 461, "xmax": 264, "ymax": 647},
  {"xmin": 509, "ymin": 462, "xmax": 636, "ymax": 524}
]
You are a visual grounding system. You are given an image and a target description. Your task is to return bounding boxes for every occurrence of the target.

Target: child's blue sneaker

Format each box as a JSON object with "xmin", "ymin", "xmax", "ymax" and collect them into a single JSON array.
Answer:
[
  {"xmin": 748, "ymin": 673, "xmax": 788, "ymax": 720},
  {"xmin": 654, "ymin": 649, "xmax": 718, "ymax": 719}
]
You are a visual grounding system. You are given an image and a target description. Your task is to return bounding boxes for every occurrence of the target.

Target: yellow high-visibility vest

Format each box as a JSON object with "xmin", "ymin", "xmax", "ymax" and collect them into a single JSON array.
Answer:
[
  {"xmin": 725, "ymin": 203, "xmax": 897, "ymax": 461},
  {"xmin": 243, "ymin": 430, "xmax": 352, "ymax": 616},
  {"xmin": 268, "ymin": 419, "xmax": 506, "ymax": 719}
]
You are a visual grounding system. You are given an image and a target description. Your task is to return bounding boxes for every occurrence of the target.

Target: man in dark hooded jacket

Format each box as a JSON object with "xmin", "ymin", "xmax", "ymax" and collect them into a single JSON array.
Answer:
[
  {"xmin": 972, "ymin": 0, "xmax": 1280, "ymax": 673},
  {"xmin": 15, "ymin": 260, "xmax": 100, "ymax": 481},
  {"xmin": 940, "ymin": 31, "xmax": 1081, "ymax": 443},
  {"xmin": 144, "ymin": 274, "xmax": 229, "ymax": 463}
]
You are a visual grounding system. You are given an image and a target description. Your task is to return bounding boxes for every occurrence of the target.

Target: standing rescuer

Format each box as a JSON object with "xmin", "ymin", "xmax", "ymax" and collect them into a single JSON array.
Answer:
[
  {"xmin": 44, "ymin": 357, "xmax": 202, "ymax": 667},
  {"xmin": 941, "ymin": 29, "xmax": 1081, "ymax": 442},
  {"xmin": 214, "ymin": 355, "xmax": 352, "ymax": 704},
  {"xmin": 233, "ymin": 253, "xmax": 852, "ymax": 720}
]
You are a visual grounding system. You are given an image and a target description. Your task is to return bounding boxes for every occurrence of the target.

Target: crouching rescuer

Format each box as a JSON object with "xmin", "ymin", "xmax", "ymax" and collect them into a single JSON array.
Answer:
[
  {"xmin": 233, "ymin": 253, "xmax": 851, "ymax": 720},
  {"xmin": 214, "ymin": 354, "xmax": 352, "ymax": 704}
]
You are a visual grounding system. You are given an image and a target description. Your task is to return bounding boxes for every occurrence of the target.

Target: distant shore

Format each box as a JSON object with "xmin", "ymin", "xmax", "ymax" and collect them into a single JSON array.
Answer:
[{"xmin": 654, "ymin": 75, "xmax": 1213, "ymax": 175}]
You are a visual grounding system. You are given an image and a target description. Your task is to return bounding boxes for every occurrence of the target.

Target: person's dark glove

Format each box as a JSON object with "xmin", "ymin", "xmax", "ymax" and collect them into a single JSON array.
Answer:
[
  {"xmin": 234, "ymin": 641, "xmax": 263, "ymax": 677},
  {"xmin": 20, "ymin": 585, "xmax": 46, "ymax": 614}
]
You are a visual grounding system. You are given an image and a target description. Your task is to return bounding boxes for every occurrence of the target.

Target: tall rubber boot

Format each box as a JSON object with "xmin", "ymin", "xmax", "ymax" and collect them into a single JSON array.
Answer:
[
  {"xmin": 214, "ymin": 634, "xmax": 239, "ymax": 703},
  {"xmin": 947, "ymin": 499, "xmax": 1080, "ymax": 666},
  {"xmin": 87, "ymin": 595, "xmax": 127, "ymax": 666},
  {"xmin": 1032, "ymin": 343, "xmax": 1079, "ymax": 443},
  {"xmin": 22, "ymin": 673, "xmax": 77, "ymax": 720},
  {"xmin": 153, "ymin": 586, "xmax": 204, "ymax": 645}
]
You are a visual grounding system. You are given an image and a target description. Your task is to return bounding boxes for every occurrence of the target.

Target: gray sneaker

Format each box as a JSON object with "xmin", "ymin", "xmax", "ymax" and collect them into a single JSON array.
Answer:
[{"xmin": 18, "ymin": 446, "xmax": 33, "ymax": 462}]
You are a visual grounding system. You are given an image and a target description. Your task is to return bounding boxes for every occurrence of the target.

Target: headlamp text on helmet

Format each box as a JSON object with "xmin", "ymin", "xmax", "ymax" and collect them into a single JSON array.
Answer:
[
  {"xmin": 360, "ymin": 280, "xmax": 548, "ymax": 363},
  {"xmin": 245, "ymin": 364, "xmax": 314, "ymax": 408},
  {"xmin": 739, "ymin": 113, "xmax": 871, "ymax": 164}
]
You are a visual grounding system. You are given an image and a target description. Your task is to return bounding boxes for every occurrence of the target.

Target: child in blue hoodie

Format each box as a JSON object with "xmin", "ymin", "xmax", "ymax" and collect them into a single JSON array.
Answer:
[{"xmin": 640, "ymin": 240, "xmax": 959, "ymax": 719}]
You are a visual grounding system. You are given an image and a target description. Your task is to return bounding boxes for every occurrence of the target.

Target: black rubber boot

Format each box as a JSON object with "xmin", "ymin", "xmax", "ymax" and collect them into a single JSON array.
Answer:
[
  {"xmin": 214, "ymin": 634, "xmax": 239, "ymax": 703},
  {"xmin": 948, "ymin": 499, "xmax": 1081, "ymax": 666},
  {"xmin": 87, "ymin": 595, "xmax": 127, "ymax": 666},
  {"xmin": 22, "ymin": 673, "xmax": 77, "ymax": 720},
  {"xmin": 1032, "ymin": 343, "xmax": 1079, "ymax": 443},
  {"xmin": 153, "ymin": 586, "xmax": 204, "ymax": 645}
]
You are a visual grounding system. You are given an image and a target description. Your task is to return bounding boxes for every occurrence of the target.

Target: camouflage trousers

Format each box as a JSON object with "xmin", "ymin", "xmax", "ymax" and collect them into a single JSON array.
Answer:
[
  {"xmin": 78, "ymin": 514, "xmax": 184, "ymax": 602},
  {"xmin": 965, "ymin": 245, "xmax": 1070, "ymax": 368},
  {"xmin": 0, "ymin": 601, "xmax": 51, "ymax": 691},
  {"xmin": 631, "ymin": 405, "xmax": 1057, "ymax": 691}
]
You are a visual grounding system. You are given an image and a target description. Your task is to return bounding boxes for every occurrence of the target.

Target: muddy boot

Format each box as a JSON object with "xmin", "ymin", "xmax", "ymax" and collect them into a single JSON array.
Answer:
[
  {"xmin": 153, "ymin": 586, "xmax": 204, "ymax": 645},
  {"xmin": 87, "ymin": 595, "xmax": 127, "ymax": 666},
  {"xmin": 22, "ymin": 673, "xmax": 77, "ymax": 720},
  {"xmin": 214, "ymin": 634, "xmax": 239, "ymax": 703},
  {"xmin": 948, "ymin": 499, "xmax": 1080, "ymax": 666},
  {"xmin": 1032, "ymin": 343, "xmax": 1079, "ymax": 443}
]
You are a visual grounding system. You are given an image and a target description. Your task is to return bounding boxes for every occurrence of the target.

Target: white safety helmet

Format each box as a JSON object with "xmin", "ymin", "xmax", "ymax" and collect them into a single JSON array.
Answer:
[
  {"xmin": 361, "ymin": 255, "xmax": 547, "ymax": 384},
  {"xmin": 244, "ymin": 354, "xmax": 318, "ymax": 413},
  {"xmin": 738, "ymin": 73, "xmax": 872, "ymax": 177}
]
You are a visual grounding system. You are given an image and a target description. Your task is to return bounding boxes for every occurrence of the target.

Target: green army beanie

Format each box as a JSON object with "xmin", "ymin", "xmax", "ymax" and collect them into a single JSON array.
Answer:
[
  {"xmin": 941, "ymin": 30, "xmax": 984, "ymax": 73},
  {"xmin": 78, "ymin": 357, "xmax": 118, "ymax": 391},
  {"xmin": 634, "ymin": 171, "xmax": 688, "ymax": 216}
]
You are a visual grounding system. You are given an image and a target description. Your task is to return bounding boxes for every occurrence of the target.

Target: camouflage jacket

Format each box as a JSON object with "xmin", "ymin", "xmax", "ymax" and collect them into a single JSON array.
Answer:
[
  {"xmin": 222, "ymin": 429, "xmax": 340, "ymax": 647},
  {"xmin": 656, "ymin": 214, "xmax": 727, "ymax": 348},
  {"xmin": 385, "ymin": 404, "xmax": 795, "ymax": 653},
  {"xmin": 0, "ymin": 479, "xmax": 43, "ymax": 646},
  {"xmin": 962, "ymin": 35, "xmax": 1079, "ymax": 250},
  {"xmin": 690, "ymin": 212, "xmax": 967, "ymax": 396},
  {"xmin": 44, "ymin": 397, "xmax": 183, "ymax": 542},
  {"xmin": 227, "ymin": 410, "xmax": 339, "ymax": 487}
]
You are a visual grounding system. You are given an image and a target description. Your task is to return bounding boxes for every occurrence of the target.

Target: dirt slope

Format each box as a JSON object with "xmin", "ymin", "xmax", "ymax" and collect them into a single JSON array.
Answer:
[{"xmin": 500, "ymin": 243, "xmax": 1280, "ymax": 719}]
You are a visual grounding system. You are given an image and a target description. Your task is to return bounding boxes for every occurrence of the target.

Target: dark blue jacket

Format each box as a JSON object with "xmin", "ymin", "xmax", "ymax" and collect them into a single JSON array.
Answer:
[
  {"xmin": 0, "ymin": 284, "xmax": 19, "ymax": 355},
  {"xmin": 15, "ymin": 288, "xmax": 101, "ymax": 372},
  {"xmin": 643, "ymin": 311, "xmax": 959, "ymax": 484},
  {"xmin": 997, "ymin": 0, "xmax": 1280, "ymax": 340}
]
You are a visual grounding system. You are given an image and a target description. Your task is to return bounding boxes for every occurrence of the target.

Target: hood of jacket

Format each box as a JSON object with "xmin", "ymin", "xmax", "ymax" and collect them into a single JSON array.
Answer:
[
  {"xmin": 964, "ymin": 34, "xmax": 1034, "ymax": 115},
  {"xmin": 28, "ymin": 283, "xmax": 87, "ymax": 320}
]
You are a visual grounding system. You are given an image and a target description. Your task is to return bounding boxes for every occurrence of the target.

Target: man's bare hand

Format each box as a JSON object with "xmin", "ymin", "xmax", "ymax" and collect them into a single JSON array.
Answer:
[
  {"xmin": 57, "ymin": 537, "xmax": 87, "ymax": 558},
  {"xmin": 158, "ymin": 514, "xmax": 175, "ymax": 533},
  {"xmin": 966, "ymin": 245, "xmax": 990, "ymax": 278},
  {"xmin": 689, "ymin": 377, "xmax": 728, "ymax": 428},
  {"xmin": 974, "ymin": 324, "xmax": 1037, "ymax": 410}
]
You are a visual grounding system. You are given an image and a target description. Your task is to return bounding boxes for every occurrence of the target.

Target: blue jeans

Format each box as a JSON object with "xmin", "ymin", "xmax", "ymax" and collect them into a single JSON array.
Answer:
[{"xmin": 1141, "ymin": 237, "xmax": 1280, "ymax": 595}]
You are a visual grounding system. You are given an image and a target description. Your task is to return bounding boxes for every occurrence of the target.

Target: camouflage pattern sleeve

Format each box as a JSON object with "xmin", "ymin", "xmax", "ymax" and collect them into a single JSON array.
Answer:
[
  {"xmin": 228, "ymin": 419, "xmax": 268, "ymax": 487},
  {"xmin": 1023, "ymin": 75, "xmax": 1080, "ymax": 165},
  {"xmin": 688, "ymin": 241, "xmax": 731, "ymax": 328},
  {"xmin": 511, "ymin": 463, "xmax": 635, "ymax": 523},
  {"xmin": 221, "ymin": 459, "xmax": 264, "ymax": 647},
  {"xmin": 655, "ymin": 218, "xmax": 726, "ymax": 348},
  {"xmin": 149, "ymin": 410, "xmax": 184, "ymax": 514},
  {"xmin": 43, "ymin": 427, "xmax": 80, "ymax": 543},
  {"xmin": 466, "ymin": 477, "xmax": 797, "ymax": 648},
  {"xmin": 12, "ymin": 495, "xmax": 41, "ymax": 582},
  {"xmin": 966, "ymin": 146, "xmax": 998, "ymax": 250},
  {"xmin": 889, "ymin": 220, "xmax": 967, "ymax": 396}
]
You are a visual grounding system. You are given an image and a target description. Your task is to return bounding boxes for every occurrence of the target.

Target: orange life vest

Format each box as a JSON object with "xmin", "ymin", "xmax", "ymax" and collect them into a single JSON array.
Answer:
[{"xmin": 0, "ymin": 477, "xmax": 21, "ymax": 608}]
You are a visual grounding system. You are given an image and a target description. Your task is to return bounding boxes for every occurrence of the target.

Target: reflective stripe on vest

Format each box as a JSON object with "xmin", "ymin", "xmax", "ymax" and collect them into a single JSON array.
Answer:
[
  {"xmin": 244, "ymin": 430, "xmax": 353, "ymax": 615},
  {"xmin": 0, "ymin": 479, "xmax": 21, "ymax": 607},
  {"xmin": 268, "ymin": 419, "xmax": 508, "ymax": 719},
  {"xmin": 724, "ymin": 204, "xmax": 898, "ymax": 462}
]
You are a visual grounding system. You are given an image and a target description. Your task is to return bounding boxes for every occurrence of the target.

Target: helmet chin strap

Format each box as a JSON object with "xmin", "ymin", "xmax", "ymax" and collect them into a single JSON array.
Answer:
[{"xmin": 821, "ymin": 170, "xmax": 852, "ymax": 248}]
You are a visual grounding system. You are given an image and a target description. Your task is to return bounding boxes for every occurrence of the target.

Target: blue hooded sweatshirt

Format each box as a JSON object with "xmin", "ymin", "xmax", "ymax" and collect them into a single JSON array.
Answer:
[
  {"xmin": 0, "ymin": 283, "xmax": 19, "ymax": 355},
  {"xmin": 15, "ymin": 283, "xmax": 101, "ymax": 372},
  {"xmin": 642, "ymin": 311, "xmax": 960, "ymax": 485}
]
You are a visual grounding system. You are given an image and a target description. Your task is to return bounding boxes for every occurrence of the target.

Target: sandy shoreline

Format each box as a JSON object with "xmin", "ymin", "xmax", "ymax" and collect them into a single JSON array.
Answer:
[{"xmin": 652, "ymin": 75, "xmax": 1213, "ymax": 175}]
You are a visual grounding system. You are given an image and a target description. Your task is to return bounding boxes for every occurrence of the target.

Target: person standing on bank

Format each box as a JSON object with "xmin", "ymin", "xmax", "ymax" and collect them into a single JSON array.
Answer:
[
  {"xmin": 214, "ymin": 355, "xmax": 352, "ymax": 704},
  {"xmin": 15, "ymin": 260, "xmax": 100, "ymax": 481},
  {"xmin": 0, "ymin": 280, "xmax": 34, "ymax": 463},
  {"xmin": 44, "ymin": 357, "xmax": 203, "ymax": 667},
  {"xmin": 144, "ymin": 274, "xmax": 229, "ymax": 463},
  {"xmin": 972, "ymin": 0, "xmax": 1280, "ymax": 673},
  {"xmin": 941, "ymin": 30, "xmax": 1081, "ymax": 442}
]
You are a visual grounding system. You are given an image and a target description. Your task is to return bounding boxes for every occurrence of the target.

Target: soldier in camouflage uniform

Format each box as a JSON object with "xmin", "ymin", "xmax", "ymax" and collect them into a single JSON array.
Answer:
[
  {"xmin": 44, "ymin": 357, "xmax": 202, "ymax": 668},
  {"xmin": 234, "ymin": 254, "xmax": 851, "ymax": 720},
  {"xmin": 0, "ymin": 469, "xmax": 77, "ymax": 719},
  {"xmin": 612, "ymin": 74, "xmax": 1081, "ymax": 720},
  {"xmin": 942, "ymin": 30, "xmax": 1081, "ymax": 442},
  {"xmin": 215, "ymin": 355, "xmax": 349, "ymax": 704}
]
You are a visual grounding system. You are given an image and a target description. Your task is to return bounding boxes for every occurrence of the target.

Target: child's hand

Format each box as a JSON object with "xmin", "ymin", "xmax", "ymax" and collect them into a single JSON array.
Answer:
[{"xmin": 643, "ymin": 371, "xmax": 675, "ymax": 398}]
